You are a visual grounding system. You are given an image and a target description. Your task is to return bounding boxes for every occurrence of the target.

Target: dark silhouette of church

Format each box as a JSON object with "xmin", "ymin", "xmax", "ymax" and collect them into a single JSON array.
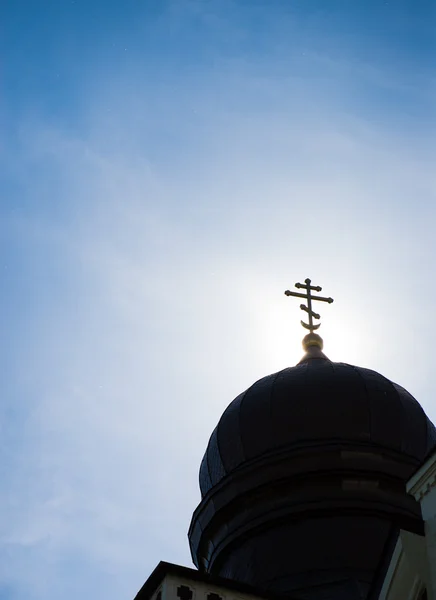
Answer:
[{"xmin": 134, "ymin": 280, "xmax": 436, "ymax": 600}]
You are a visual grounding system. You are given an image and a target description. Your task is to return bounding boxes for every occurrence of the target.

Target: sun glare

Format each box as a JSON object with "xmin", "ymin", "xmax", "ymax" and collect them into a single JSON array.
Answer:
[{"xmin": 248, "ymin": 283, "xmax": 378, "ymax": 375}]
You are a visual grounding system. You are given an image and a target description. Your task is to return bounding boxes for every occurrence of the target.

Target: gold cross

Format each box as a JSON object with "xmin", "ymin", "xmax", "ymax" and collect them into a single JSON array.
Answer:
[{"xmin": 284, "ymin": 278, "xmax": 334, "ymax": 332}]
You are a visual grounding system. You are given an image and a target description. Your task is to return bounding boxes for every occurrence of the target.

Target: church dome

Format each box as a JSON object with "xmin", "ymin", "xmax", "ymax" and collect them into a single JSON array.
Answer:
[
  {"xmin": 199, "ymin": 356, "xmax": 436, "ymax": 497},
  {"xmin": 189, "ymin": 277, "xmax": 436, "ymax": 600},
  {"xmin": 189, "ymin": 348, "xmax": 436, "ymax": 599}
]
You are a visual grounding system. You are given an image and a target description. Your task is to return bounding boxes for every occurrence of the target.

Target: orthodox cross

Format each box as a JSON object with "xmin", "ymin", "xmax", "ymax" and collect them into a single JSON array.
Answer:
[{"xmin": 284, "ymin": 278, "xmax": 334, "ymax": 332}]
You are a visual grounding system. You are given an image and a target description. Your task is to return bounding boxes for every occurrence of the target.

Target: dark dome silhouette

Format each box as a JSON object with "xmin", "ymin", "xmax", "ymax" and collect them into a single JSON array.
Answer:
[
  {"xmin": 199, "ymin": 358, "xmax": 436, "ymax": 496},
  {"xmin": 189, "ymin": 342, "xmax": 436, "ymax": 600}
]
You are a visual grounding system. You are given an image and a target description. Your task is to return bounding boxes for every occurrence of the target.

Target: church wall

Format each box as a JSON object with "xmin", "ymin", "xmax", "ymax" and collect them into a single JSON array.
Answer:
[
  {"xmin": 406, "ymin": 452, "xmax": 436, "ymax": 600},
  {"xmin": 378, "ymin": 535, "xmax": 424, "ymax": 600},
  {"xmin": 422, "ymin": 508, "xmax": 436, "ymax": 599}
]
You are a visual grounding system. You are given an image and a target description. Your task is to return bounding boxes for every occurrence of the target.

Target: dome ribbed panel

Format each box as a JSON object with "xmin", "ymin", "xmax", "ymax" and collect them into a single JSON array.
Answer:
[
  {"xmin": 206, "ymin": 427, "xmax": 227, "ymax": 488},
  {"xmin": 199, "ymin": 451, "xmax": 212, "ymax": 497},
  {"xmin": 239, "ymin": 372, "xmax": 279, "ymax": 459},
  {"xmin": 310, "ymin": 362, "xmax": 369, "ymax": 440},
  {"xmin": 269, "ymin": 364, "xmax": 309, "ymax": 448},
  {"xmin": 216, "ymin": 391, "xmax": 246, "ymax": 473},
  {"xmin": 353, "ymin": 367, "xmax": 402, "ymax": 451},
  {"xmin": 427, "ymin": 419, "xmax": 436, "ymax": 450},
  {"xmin": 392, "ymin": 383, "xmax": 428, "ymax": 458}
]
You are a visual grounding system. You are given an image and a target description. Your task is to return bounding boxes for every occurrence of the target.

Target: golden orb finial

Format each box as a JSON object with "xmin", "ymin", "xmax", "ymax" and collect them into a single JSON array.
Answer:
[{"xmin": 302, "ymin": 332, "xmax": 324, "ymax": 351}]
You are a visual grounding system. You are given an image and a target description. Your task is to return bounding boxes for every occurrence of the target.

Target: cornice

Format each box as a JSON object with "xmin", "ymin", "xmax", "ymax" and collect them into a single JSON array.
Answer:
[{"xmin": 407, "ymin": 452, "xmax": 436, "ymax": 502}]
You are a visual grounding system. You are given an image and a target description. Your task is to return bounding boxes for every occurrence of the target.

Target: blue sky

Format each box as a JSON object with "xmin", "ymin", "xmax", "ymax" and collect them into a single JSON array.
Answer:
[{"xmin": 1, "ymin": 1, "xmax": 436, "ymax": 599}]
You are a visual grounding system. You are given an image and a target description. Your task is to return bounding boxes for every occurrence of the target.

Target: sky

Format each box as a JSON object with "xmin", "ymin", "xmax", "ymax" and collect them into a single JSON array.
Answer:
[{"xmin": 1, "ymin": 0, "xmax": 436, "ymax": 598}]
